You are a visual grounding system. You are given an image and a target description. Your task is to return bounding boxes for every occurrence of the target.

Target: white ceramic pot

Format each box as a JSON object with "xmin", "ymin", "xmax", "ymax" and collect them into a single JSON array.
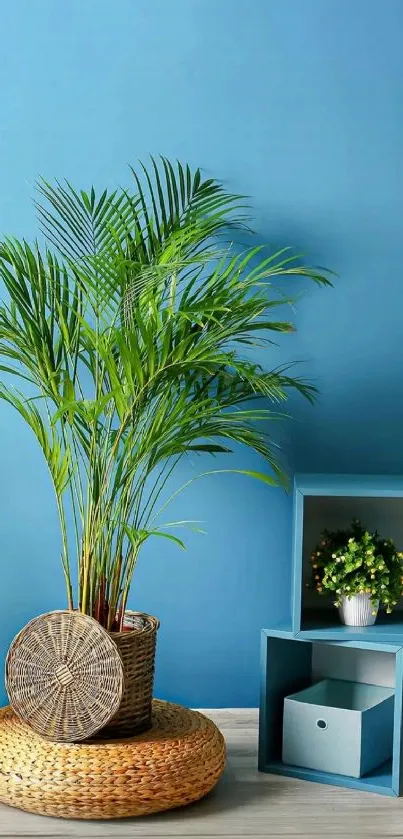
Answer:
[{"xmin": 338, "ymin": 593, "xmax": 379, "ymax": 627}]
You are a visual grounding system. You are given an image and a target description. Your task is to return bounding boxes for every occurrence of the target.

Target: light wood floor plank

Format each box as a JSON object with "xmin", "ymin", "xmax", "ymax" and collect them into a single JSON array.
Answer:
[{"xmin": 0, "ymin": 709, "xmax": 402, "ymax": 837}]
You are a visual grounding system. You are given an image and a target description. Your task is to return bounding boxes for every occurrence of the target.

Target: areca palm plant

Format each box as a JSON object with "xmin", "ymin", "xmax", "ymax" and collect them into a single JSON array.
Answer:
[{"xmin": 0, "ymin": 158, "xmax": 331, "ymax": 630}]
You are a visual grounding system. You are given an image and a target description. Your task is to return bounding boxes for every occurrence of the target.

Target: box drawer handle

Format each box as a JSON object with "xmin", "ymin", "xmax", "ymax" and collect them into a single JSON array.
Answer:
[{"xmin": 316, "ymin": 718, "xmax": 328, "ymax": 730}]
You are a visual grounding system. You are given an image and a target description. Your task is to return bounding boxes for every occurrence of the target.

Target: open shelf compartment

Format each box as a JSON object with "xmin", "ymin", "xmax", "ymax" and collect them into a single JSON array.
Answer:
[
  {"xmin": 259, "ymin": 629, "xmax": 403, "ymax": 796},
  {"xmin": 291, "ymin": 474, "xmax": 403, "ymax": 641}
]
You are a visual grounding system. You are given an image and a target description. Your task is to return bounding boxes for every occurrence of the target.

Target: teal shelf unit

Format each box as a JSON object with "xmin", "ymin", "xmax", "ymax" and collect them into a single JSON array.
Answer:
[
  {"xmin": 291, "ymin": 474, "xmax": 403, "ymax": 641},
  {"xmin": 259, "ymin": 474, "xmax": 403, "ymax": 796},
  {"xmin": 259, "ymin": 629, "xmax": 403, "ymax": 797}
]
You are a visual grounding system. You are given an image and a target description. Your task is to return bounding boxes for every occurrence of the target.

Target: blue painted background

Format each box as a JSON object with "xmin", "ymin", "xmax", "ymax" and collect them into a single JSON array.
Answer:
[{"xmin": 0, "ymin": 0, "xmax": 402, "ymax": 706}]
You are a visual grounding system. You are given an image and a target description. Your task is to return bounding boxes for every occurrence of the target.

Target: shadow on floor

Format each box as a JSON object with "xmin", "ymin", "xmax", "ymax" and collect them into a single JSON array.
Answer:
[{"xmin": 148, "ymin": 771, "xmax": 275, "ymax": 824}]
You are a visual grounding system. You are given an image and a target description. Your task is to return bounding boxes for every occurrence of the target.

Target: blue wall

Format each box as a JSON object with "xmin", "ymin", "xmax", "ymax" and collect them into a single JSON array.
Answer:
[{"xmin": 1, "ymin": 0, "xmax": 402, "ymax": 706}]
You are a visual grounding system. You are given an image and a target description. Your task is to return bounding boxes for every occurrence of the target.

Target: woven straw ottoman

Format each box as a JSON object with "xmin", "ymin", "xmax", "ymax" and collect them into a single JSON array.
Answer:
[{"xmin": 0, "ymin": 701, "xmax": 226, "ymax": 819}]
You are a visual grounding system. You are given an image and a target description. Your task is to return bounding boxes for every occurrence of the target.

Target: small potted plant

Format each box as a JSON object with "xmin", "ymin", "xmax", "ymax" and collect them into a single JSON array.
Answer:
[{"xmin": 310, "ymin": 519, "xmax": 403, "ymax": 626}]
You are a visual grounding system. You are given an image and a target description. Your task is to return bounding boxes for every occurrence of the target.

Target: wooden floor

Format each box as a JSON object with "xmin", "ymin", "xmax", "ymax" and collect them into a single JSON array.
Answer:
[{"xmin": 1, "ymin": 709, "xmax": 403, "ymax": 838}]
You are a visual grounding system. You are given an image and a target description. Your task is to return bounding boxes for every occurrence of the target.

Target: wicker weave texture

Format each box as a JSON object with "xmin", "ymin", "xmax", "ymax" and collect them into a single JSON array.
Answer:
[
  {"xmin": 103, "ymin": 611, "xmax": 159, "ymax": 737},
  {"xmin": 0, "ymin": 701, "xmax": 226, "ymax": 819},
  {"xmin": 5, "ymin": 611, "xmax": 124, "ymax": 742}
]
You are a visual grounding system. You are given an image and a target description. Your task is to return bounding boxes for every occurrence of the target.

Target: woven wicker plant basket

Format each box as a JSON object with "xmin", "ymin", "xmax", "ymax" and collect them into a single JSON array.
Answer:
[
  {"xmin": 6, "ymin": 609, "xmax": 159, "ymax": 742},
  {"xmin": 103, "ymin": 610, "xmax": 160, "ymax": 737}
]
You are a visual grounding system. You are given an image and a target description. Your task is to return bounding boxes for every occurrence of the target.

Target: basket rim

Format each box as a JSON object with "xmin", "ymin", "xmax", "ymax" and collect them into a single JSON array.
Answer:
[
  {"xmin": 110, "ymin": 610, "xmax": 160, "ymax": 638},
  {"xmin": 6, "ymin": 609, "xmax": 160, "ymax": 650}
]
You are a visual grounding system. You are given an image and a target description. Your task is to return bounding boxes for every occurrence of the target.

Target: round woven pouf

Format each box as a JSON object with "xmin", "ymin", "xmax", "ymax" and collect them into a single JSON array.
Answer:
[{"xmin": 0, "ymin": 701, "xmax": 226, "ymax": 819}]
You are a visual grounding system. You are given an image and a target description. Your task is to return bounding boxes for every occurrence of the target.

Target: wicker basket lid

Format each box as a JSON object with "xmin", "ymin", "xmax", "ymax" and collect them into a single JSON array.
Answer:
[{"xmin": 5, "ymin": 610, "xmax": 124, "ymax": 742}]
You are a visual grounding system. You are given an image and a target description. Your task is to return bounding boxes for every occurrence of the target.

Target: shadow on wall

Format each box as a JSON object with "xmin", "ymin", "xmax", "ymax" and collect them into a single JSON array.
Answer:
[{"xmin": 285, "ymin": 373, "xmax": 403, "ymax": 475}]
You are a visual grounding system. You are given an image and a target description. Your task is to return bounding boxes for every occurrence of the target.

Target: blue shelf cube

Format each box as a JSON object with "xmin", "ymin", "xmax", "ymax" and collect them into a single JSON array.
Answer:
[
  {"xmin": 259, "ymin": 629, "xmax": 403, "ymax": 796},
  {"xmin": 291, "ymin": 474, "xmax": 403, "ymax": 641}
]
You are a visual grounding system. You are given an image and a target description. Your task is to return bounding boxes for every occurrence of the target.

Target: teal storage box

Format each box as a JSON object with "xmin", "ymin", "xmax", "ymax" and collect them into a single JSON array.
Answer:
[{"xmin": 282, "ymin": 678, "xmax": 394, "ymax": 778}]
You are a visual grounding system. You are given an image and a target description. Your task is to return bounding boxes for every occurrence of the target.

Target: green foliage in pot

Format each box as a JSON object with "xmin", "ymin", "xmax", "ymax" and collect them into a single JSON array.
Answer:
[
  {"xmin": 0, "ymin": 157, "xmax": 331, "ymax": 629},
  {"xmin": 310, "ymin": 519, "xmax": 403, "ymax": 612}
]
